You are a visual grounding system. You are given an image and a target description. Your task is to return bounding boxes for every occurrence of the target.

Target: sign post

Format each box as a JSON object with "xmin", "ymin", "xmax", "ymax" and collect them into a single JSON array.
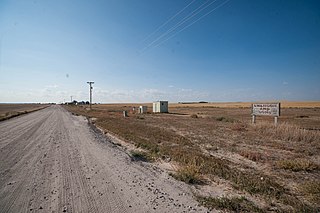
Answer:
[
  {"xmin": 252, "ymin": 114, "xmax": 256, "ymax": 124},
  {"xmin": 274, "ymin": 116, "xmax": 278, "ymax": 126},
  {"xmin": 252, "ymin": 103, "xmax": 280, "ymax": 126}
]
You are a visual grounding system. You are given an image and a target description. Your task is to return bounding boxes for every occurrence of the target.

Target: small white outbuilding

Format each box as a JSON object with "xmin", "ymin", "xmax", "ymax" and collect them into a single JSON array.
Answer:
[{"xmin": 153, "ymin": 101, "xmax": 168, "ymax": 113}]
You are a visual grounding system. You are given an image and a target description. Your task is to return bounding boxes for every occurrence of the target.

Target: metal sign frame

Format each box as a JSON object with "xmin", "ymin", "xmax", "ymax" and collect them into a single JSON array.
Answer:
[
  {"xmin": 251, "ymin": 103, "xmax": 281, "ymax": 126},
  {"xmin": 252, "ymin": 103, "xmax": 280, "ymax": 117}
]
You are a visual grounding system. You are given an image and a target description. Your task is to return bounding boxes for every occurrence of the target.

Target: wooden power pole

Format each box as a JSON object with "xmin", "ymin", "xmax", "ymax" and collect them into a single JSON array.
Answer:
[{"xmin": 87, "ymin": 81, "xmax": 94, "ymax": 109}]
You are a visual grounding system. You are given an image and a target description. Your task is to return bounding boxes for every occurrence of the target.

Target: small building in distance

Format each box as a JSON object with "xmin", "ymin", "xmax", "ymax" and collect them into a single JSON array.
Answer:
[{"xmin": 153, "ymin": 101, "xmax": 168, "ymax": 113}]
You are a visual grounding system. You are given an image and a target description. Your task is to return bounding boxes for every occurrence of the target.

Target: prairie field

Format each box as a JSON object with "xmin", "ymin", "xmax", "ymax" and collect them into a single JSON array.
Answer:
[
  {"xmin": 0, "ymin": 103, "xmax": 49, "ymax": 121},
  {"xmin": 64, "ymin": 102, "xmax": 320, "ymax": 212}
]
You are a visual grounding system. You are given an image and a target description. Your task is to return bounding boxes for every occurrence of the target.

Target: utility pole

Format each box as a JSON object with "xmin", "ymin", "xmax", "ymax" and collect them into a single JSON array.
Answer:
[
  {"xmin": 70, "ymin": 96, "xmax": 73, "ymax": 103},
  {"xmin": 87, "ymin": 81, "xmax": 94, "ymax": 109}
]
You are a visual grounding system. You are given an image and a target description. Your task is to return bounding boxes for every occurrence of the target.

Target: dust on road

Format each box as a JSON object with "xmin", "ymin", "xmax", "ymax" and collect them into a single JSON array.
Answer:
[{"xmin": 0, "ymin": 106, "xmax": 209, "ymax": 213}]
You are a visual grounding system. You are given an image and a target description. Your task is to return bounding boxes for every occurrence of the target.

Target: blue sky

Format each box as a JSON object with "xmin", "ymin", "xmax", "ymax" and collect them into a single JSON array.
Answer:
[{"xmin": 0, "ymin": 0, "xmax": 319, "ymax": 103}]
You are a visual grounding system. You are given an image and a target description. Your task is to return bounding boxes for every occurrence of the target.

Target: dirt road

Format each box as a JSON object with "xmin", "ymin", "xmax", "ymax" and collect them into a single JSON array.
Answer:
[{"xmin": 0, "ymin": 106, "xmax": 209, "ymax": 213}]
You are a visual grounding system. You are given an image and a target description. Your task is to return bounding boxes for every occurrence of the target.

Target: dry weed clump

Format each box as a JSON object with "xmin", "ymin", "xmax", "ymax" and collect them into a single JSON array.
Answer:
[
  {"xmin": 240, "ymin": 150, "xmax": 264, "ymax": 162},
  {"xmin": 279, "ymin": 194, "xmax": 319, "ymax": 212},
  {"xmin": 276, "ymin": 159, "xmax": 319, "ymax": 172},
  {"xmin": 300, "ymin": 180, "xmax": 320, "ymax": 204},
  {"xmin": 216, "ymin": 116, "xmax": 236, "ymax": 123},
  {"xmin": 130, "ymin": 150, "xmax": 154, "ymax": 162},
  {"xmin": 231, "ymin": 122, "xmax": 248, "ymax": 131},
  {"xmin": 190, "ymin": 114, "xmax": 198, "ymax": 118},
  {"xmin": 252, "ymin": 122, "xmax": 320, "ymax": 143},
  {"xmin": 196, "ymin": 196, "xmax": 264, "ymax": 212},
  {"xmin": 171, "ymin": 165, "xmax": 203, "ymax": 184}
]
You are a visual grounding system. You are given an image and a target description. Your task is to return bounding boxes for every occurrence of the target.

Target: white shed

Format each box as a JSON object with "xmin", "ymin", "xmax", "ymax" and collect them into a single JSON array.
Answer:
[{"xmin": 153, "ymin": 101, "xmax": 168, "ymax": 113}]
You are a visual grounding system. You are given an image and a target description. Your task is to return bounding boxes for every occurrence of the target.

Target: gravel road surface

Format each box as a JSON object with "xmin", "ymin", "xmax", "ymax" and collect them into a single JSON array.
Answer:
[{"xmin": 0, "ymin": 106, "xmax": 209, "ymax": 213}]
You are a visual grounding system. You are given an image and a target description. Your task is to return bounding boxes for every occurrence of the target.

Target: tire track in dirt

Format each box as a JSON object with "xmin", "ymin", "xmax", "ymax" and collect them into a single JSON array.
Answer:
[
  {"xmin": 0, "ymin": 115, "xmax": 52, "ymax": 173},
  {"xmin": 0, "ymin": 110, "xmax": 54, "ymax": 148},
  {"xmin": 56, "ymin": 107, "xmax": 104, "ymax": 213},
  {"xmin": 58, "ymin": 107, "xmax": 126, "ymax": 213},
  {"xmin": 26, "ymin": 114, "xmax": 63, "ymax": 212},
  {"xmin": 0, "ymin": 108, "xmax": 58, "ymax": 212}
]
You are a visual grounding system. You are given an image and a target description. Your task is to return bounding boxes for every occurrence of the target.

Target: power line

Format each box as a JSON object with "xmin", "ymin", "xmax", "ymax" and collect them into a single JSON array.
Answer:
[
  {"xmin": 140, "ymin": 0, "xmax": 196, "ymax": 44},
  {"xmin": 141, "ymin": 0, "xmax": 218, "ymax": 53},
  {"xmin": 140, "ymin": 0, "xmax": 231, "ymax": 53},
  {"xmin": 154, "ymin": 0, "xmax": 231, "ymax": 49}
]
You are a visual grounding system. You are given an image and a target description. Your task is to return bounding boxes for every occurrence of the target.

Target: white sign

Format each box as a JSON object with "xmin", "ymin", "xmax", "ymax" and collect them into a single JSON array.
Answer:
[{"xmin": 252, "ymin": 103, "xmax": 280, "ymax": 117}]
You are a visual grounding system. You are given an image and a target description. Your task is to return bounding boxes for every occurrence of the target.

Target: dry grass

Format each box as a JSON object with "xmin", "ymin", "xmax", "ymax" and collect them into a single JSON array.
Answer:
[
  {"xmin": 130, "ymin": 150, "xmax": 154, "ymax": 162},
  {"xmin": 277, "ymin": 159, "xmax": 319, "ymax": 172},
  {"xmin": 190, "ymin": 114, "xmax": 198, "ymax": 118},
  {"xmin": 252, "ymin": 122, "xmax": 320, "ymax": 143},
  {"xmin": 0, "ymin": 104, "xmax": 49, "ymax": 121},
  {"xmin": 216, "ymin": 116, "xmax": 236, "ymax": 122},
  {"xmin": 230, "ymin": 123, "xmax": 248, "ymax": 131},
  {"xmin": 170, "ymin": 101, "xmax": 320, "ymax": 109},
  {"xmin": 300, "ymin": 181, "xmax": 320, "ymax": 204},
  {"xmin": 171, "ymin": 165, "xmax": 203, "ymax": 184},
  {"xmin": 197, "ymin": 196, "xmax": 265, "ymax": 212},
  {"xmin": 63, "ymin": 104, "xmax": 320, "ymax": 212},
  {"xmin": 240, "ymin": 150, "xmax": 264, "ymax": 162}
]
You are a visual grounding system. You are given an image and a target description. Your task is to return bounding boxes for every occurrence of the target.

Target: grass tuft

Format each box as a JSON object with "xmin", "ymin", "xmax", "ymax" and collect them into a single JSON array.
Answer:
[
  {"xmin": 197, "ymin": 196, "xmax": 265, "ymax": 212},
  {"xmin": 216, "ymin": 116, "xmax": 235, "ymax": 122},
  {"xmin": 130, "ymin": 150, "xmax": 153, "ymax": 162},
  {"xmin": 231, "ymin": 123, "xmax": 247, "ymax": 131},
  {"xmin": 171, "ymin": 165, "xmax": 203, "ymax": 184},
  {"xmin": 190, "ymin": 114, "xmax": 198, "ymax": 118},
  {"xmin": 300, "ymin": 180, "xmax": 320, "ymax": 204},
  {"xmin": 276, "ymin": 159, "xmax": 318, "ymax": 172},
  {"xmin": 240, "ymin": 150, "xmax": 264, "ymax": 162}
]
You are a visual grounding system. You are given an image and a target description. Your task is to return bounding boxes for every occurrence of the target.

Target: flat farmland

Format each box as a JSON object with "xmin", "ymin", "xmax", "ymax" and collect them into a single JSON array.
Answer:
[
  {"xmin": 0, "ymin": 104, "xmax": 49, "ymax": 121},
  {"xmin": 64, "ymin": 102, "xmax": 320, "ymax": 212}
]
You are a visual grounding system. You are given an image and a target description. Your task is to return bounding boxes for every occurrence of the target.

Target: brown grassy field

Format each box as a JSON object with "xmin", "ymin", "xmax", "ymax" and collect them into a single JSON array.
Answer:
[
  {"xmin": 171, "ymin": 101, "xmax": 320, "ymax": 108},
  {"xmin": 64, "ymin": 102, "xmax": 320, "ymax": 212},
  {"xmin": 0, "ymin": 104, "xmax": 49, "ymax": 121}
]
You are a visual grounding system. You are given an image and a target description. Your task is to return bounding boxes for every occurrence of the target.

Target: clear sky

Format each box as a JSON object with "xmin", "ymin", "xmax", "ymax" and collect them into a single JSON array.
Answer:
[{"xmin": 0, "ymin": 0, "xmax": 319, "ymax": 103}]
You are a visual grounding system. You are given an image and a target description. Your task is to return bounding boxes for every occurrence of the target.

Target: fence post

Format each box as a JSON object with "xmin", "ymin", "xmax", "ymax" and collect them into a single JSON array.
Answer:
[{"xmin": 123, "ymin": 111, "xmax": 128, "ymax": 117}]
